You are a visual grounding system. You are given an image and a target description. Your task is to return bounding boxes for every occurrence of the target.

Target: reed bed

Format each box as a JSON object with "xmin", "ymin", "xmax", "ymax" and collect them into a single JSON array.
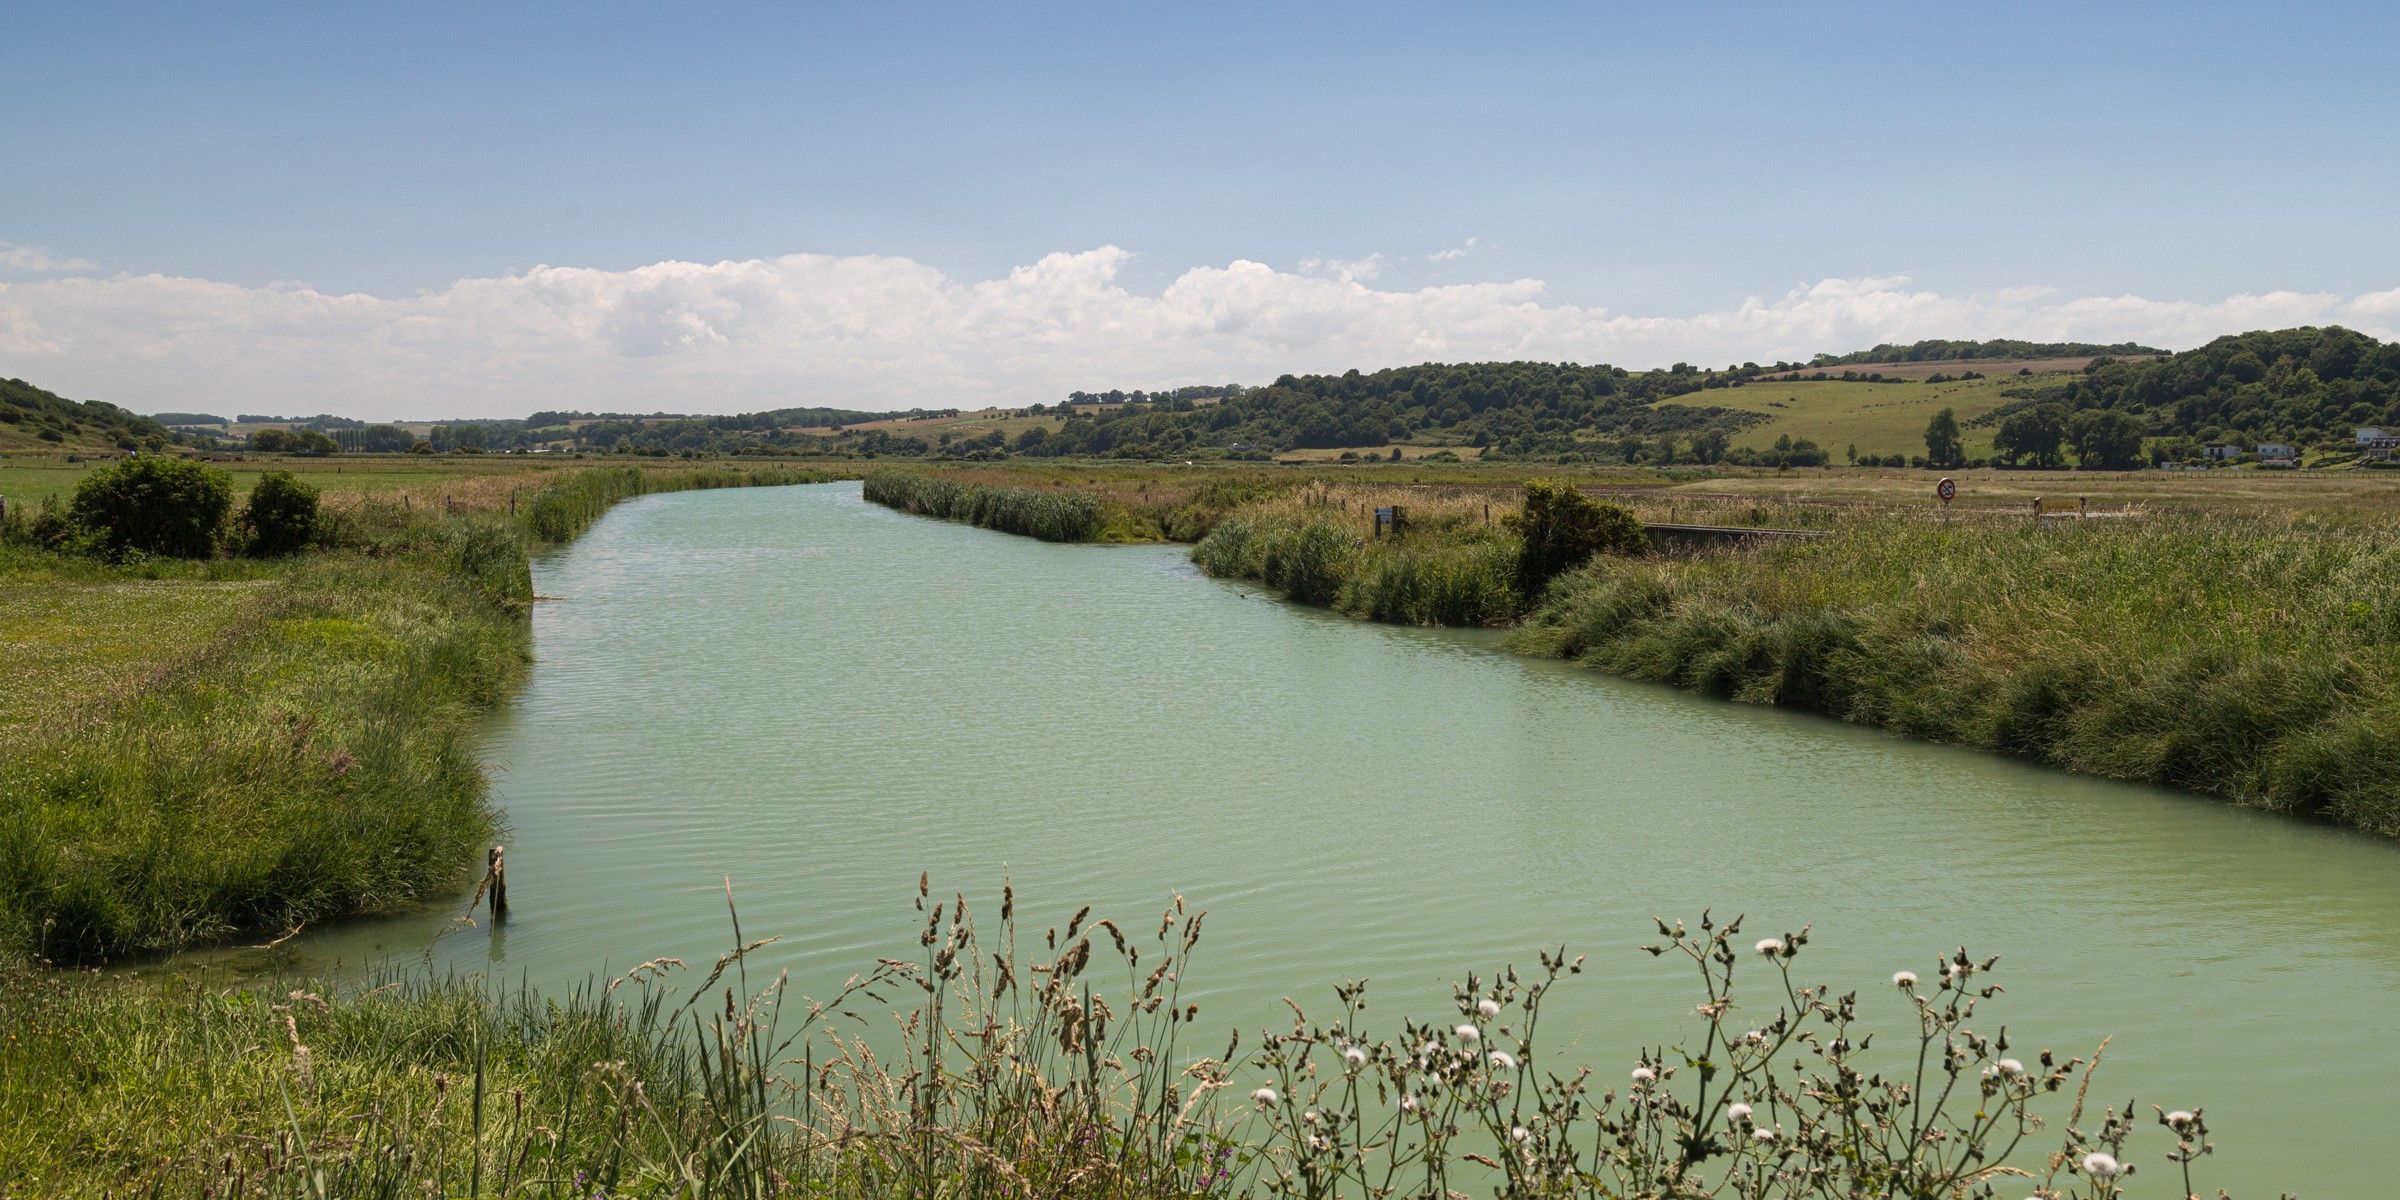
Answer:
[
  {"xmin": 0, "ymin": 884, "xmax": 2226, "ymax": 1198},
  {"xmin": 863, "ymin": 469, "xmax": 1106, "ymax": 542},
  {"xmin": 1515, "ymin": 509, "xmax": 2400, "ymax": 834}
]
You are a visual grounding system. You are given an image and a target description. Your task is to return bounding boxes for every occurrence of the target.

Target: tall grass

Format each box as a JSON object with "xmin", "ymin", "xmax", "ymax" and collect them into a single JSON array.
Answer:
[
  {"xmin": 0, "ymin": 885, "xmax": 2227, "ymax": 1197},
  {"xmin": 0, "ymin": 465, "xmax": 831, "ymax": 963},
  {"xmin": 1515, "ymin": 510, "xmax": 2400, "ymax": 835},
  {"xmin": 524, "ymin": 465, "xmax": 833, "ymax": 545},
  {"xmin": 863, "ymin": 469, "xmax": 1104, "ymax": 542},
  {"xmin": 1192, "ymin": 516, "xmax": 1523, "ymax": 626}
]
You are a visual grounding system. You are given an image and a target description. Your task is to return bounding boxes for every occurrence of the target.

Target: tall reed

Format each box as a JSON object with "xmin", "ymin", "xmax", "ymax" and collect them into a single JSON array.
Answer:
[
  {"xmin": 863, "ymin": 469, "xmax": 1105, "ymax": 542},
  {"xmin": 1514, "ymin": 510, "xmax": 2400, "ymax": 835}
]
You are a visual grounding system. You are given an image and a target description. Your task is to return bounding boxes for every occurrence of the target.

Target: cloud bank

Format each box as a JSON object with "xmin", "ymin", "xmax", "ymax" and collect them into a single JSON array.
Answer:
[{"xmin": 4, "ymin": 245, "xmax": 2398, "ymax": 420}]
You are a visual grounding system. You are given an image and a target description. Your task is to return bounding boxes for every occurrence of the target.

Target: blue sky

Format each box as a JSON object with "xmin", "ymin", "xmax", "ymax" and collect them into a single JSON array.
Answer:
[{"xmin": 5, "ymin": 1, "xmax": 2399, "ymax": 416}]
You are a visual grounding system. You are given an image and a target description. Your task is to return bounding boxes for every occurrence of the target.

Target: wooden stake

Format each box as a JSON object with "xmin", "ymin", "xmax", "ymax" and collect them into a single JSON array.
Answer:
[{"xmin": 471, "ymin": 845, "xmax": 509, "ymax": 922}]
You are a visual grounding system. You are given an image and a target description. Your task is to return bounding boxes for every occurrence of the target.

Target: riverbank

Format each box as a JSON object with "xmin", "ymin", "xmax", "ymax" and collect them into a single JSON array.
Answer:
[
  {"xmin": 0, "ymin": 463, "xmax": 830, "ymax": 964},
  {"xmin": 0, "ymin": 877, "xmax": 2219, "ymax": 1197},
  {"xmin": 858, "ymin": 463, "xmax": 2400, "ymax": 837}
]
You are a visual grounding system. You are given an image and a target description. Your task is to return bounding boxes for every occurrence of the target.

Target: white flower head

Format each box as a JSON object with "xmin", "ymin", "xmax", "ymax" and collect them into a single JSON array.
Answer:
[
  {"xmin": 1752, "ymin": 1127, "xmax": 1776, "ymax": 1142},
  {"xmin": 2165, "ymin": 1109, "xmax": 2196, "ymax": 1129},
  {"xmin": 2081, "ymin": 1151, "xmax": 2121, "ymax": 1179},
  {"xmin": 1892, "ymin": 970, "xmax": 1918, "ymax": 989},
  {"xmin": 1251, "ymin": 1086, "xmax": 1279, "ymax": 1107},
  {"xmin": 1755, "ymin": 937, "xmax": 1784, "ymax": 956},
  {"xmin": 1454, "ymin": 1023, "xmax": 1481, "ymax": 1042},
  {"xmin": 1489, "ymin": 1050, "xmax": 1518, "ymax": 1070},
  {"xmin": 1509, "ymin": 1124, "xmax": 1531, "ymax": 1143},
  {"xmin": 1399, "ymin": 1093, "xmax": 1421, "ymax": 1112},
  {"xmin": 1342, "ymin": 1045, "xmax": 1368, "ymax": 1068},
  {"xmin": 1476, "ymin": 997, "xmax": 1502, "ymax": 1019},
  {"xmin": 1629, "ymin": 1065, "xmax": 1657, "ymax": 1086},
  {"xmin": 1996, "ymin": 1057, "xmax": 2024, "ymax": 1076},
  {"xmin": 1726, "ymin": 1102, "xmax": 1754, "ymax": 1124}
]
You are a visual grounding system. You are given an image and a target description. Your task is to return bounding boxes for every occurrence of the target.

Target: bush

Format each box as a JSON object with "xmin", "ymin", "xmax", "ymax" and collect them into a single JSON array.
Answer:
[
  {"xmin": 68, "ymin": 456, "xmax": 233, "ymax": 558},
  {"xmin": 1508, "ymin": 479, "xmax": 1647, "ymax": 599},
  {"xmin": 240, "ymin": 470, "xmax": 320, "ymax": 556}
]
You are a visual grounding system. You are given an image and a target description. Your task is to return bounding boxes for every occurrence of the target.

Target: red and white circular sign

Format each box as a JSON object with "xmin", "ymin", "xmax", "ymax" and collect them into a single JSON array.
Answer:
[{"xmin": 1936, "ymin": 477, "xmax": 1957, "ymax": 503}]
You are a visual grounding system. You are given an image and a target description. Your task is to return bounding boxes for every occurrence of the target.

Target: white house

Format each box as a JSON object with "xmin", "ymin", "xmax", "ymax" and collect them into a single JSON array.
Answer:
[
  {"xmin": 2357, "ymin": 427, "xmax": 2386, "ymax": 445},
  {"xmin": 2257, "ymin": 443, "xmax": 2297, "ymax": 462},
  {"xmin": 2203, "ymin": 443, "xmax": 2244, "ymax": 461}
]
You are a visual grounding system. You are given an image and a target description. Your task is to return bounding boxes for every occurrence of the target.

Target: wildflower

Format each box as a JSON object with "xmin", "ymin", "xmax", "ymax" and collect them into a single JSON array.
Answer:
[
  {"xmin": 1454, "ymin": 1023, "xmax": 1481, "ymax": 1042},
  {"xmin": 1489, "ymin": 1050, "xmax": 1518, "ymax": 1070},
  {"xmin": 1755, "ymin": 937, "xmax": 1784, "ymax": 956},
  {"xmin": 2081, "ymin": 1151, "xmax": 2121, "ymax": 1179},
  {"xmin": 1476, "ymin": 997, "xmax": 1502, "ymax": 1018},
  {"xmin": 1251, "ymin": 1086, "xmax": 1279, "ymax": 1107},
  {"xmin": 1306, "ymin": 1133, "xmax": 1329, "ymax": 1152},
  {"xmin": 1995, "ymin": 1057, "xmax": 2024, "ymax": 1076},
  {"xmin": 1341, "ymin": 1045, "xmax": 1368, "ymax": 1069},
  {"xmin": 1752, "ymin": 1128, "xmax": 1776, "ymax": 1142},
  {"xmin": 1630, "ymin": 1066, "xmax": 1657, "ymax": 1086},
  {"xmin": 1726, "ymin": 1102, "xmax": 1753, "ymax": 1124},
  {"xmin": 1743, "ymin": 1029, "xmax": 1767, "ymax": 1045},
  {"xmin": 1892, "ymin": 970, "xmax": 1918, "ymax": 989},
  {"xmin": 1400, "ymin": 1093, "xmax": 1421, "ymax": 1112},
  {"xmin": 2165, "ymin": 1109, "xmax": 2196, "ymax": 1130},
  {"xmin": 1510, "ymin": 1125, "xmax": 1531, "ymax": 1143}
]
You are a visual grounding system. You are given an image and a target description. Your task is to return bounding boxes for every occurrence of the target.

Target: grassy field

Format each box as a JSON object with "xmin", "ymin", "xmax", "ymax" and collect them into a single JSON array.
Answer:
[
  {"xmin": 1695, "ymin": 375, "xmax": 2025, "ymax": 459},
  {"xmin": 0, "ymin": 454, "xmax": 577, "ymax": 509}
]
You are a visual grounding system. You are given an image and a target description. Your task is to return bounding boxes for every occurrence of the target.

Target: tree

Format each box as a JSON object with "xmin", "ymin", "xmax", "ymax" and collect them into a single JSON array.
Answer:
[
  {"xmin": 1923, "ymin": 407, "xmax": 1965, "ymax": 469},
  {"xmin": 2069, "ymin": 409, "xmax": 2146, "ymax": 470},
  {"xmin": 69, "ymin": 456, "xmax": 233, "ymax": 558},
  {"xmin": 242, "ymin": 470, "xmax": 321, "ymax": 555},
  {"xmin": 1993, "ymin": 404, "xmax": 2069, "ymax": 468},
  {"xmin": 1507, "ymin": 479, "xmax": 1649, "ymax": 600},
  {"xmin": 1691, "ymin": 429, "xmax": 1730, "ymax": 464}
]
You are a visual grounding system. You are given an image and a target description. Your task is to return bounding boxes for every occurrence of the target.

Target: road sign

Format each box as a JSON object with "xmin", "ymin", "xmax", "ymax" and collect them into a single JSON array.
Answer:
[{"xmin": 1936, "ymin": 477, "xmax": 1957, "ymax": 505}]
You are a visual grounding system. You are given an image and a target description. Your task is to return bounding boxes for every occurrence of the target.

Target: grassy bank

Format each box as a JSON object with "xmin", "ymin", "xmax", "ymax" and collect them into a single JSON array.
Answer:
[
  {"xmin": 1515, "ymin": 511, "xmax": 2400, "ymax": 835},
  {"xmin": 0, "ymin": 464, "xmax": 831, "ymax": 964},
  {"xmin": 862, "ymin": 467, "xmax": 1109, "ymax": 541},
  {"xmin": 0, "ymin": 886, "xmax": 2221, "ymax": 1198}
]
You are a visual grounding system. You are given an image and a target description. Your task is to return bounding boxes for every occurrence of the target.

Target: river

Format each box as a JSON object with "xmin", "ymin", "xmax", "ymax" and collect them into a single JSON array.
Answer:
[{"xmin": 287, "ymin": 481, "xmax": 2398, "ymax": 1195}]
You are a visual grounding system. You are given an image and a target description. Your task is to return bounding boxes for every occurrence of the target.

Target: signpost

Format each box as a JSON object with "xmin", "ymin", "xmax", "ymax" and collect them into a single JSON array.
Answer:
[{"xmin": 1936, "ymin": 476, "xmax": 1955, "ymax": 521}]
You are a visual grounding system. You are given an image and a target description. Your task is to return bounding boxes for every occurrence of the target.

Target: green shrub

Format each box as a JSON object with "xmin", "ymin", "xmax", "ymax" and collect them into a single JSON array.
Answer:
[
  {"xmin": 862, "ymin": 470, "xmax": 1103, "ymax": 542},
  {"xmin": 68, "ymin": 456, "xmax": 233, "ymax": 558},
  {"xmin": 240, "ymin": 470, "xmax": 320, "ymax": 556},
  {"xmin": 1508, "ymin": 479, "xmax": 1647, "ymax": 599}
]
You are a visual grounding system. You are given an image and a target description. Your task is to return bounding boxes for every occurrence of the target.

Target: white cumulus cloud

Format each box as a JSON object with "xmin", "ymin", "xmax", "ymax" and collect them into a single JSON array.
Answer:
[
  {"xmin": 0, "ymin": 246, "xmax": 2394, "ymax": 420},
  {"xmin": 0, "ymin": 243, "xmax": 98, "ymax": 275}
]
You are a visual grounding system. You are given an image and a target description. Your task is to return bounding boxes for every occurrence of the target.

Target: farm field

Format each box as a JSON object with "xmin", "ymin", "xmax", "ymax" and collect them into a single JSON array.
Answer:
[
  {"xmin": 1695, "ymin": 375, "xmax": 2027, "ymax": 459},
  {"xmin": 0, "ymin": 454, "xmax": 578, "ymax": 509}
]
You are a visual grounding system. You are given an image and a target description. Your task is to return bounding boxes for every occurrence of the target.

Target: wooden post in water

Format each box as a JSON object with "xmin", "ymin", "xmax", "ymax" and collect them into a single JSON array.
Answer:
[{"xmin": 473, "ymin": 845, "xmax": 509, "ymax": 922}]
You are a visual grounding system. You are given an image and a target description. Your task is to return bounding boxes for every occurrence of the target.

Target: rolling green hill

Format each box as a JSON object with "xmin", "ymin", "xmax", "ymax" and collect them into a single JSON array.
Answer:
[{"xmin": 0, "ymin": 378, "xmax": 167, "ymax": 454}]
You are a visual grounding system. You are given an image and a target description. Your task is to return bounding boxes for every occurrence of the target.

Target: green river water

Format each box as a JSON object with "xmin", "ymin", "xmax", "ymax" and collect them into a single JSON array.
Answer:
[{"xmin": 291, "ymin": 481, "xmax": 2398, "ymax": 1195}]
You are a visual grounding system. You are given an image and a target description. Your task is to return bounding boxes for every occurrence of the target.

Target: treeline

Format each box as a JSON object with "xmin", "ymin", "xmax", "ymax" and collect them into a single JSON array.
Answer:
[
  {"xmin": 1809, "ymin": 338, "xmax": 2168, "ymax": 366},
  {"xmin": 1062, "ymin": 384, "xmax": 1244, "ymax": 406},
  {"xmin": 2029, "ymin": 326, "xmax": 2400, "ymax": 447},
  {"xmin": 1010, "ymin": 362, "xmax": 1777, "ymax": 460}
]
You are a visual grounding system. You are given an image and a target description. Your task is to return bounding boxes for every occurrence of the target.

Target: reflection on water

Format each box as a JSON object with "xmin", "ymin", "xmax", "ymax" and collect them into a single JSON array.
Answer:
[{"xmin": 278, "ymin": 481, "xmax": 2396, "ymax": 1195}]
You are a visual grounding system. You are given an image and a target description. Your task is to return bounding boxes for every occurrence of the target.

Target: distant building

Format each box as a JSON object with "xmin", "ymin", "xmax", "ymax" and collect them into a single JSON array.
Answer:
[
  {"xmin": 2257, "ymin": 443, "xmax": 2297, "ymax": 463},
  {"xmin": 2203, "ymin": 443, "xmax": 2243, "ymax": 461},
  {"xmin": 2364, "ymin": 436, "xmax": 2400, "ymax": 461},
  {"xmin": 2357, "ymin": 427, "xmax": 2386, "ymax": 445}
]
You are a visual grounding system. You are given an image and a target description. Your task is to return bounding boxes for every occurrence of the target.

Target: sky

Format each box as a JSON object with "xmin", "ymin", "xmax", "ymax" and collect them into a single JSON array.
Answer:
[{"xmin": 4, "ymin": 1, "xmax": 2398, "ymax": 419}]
